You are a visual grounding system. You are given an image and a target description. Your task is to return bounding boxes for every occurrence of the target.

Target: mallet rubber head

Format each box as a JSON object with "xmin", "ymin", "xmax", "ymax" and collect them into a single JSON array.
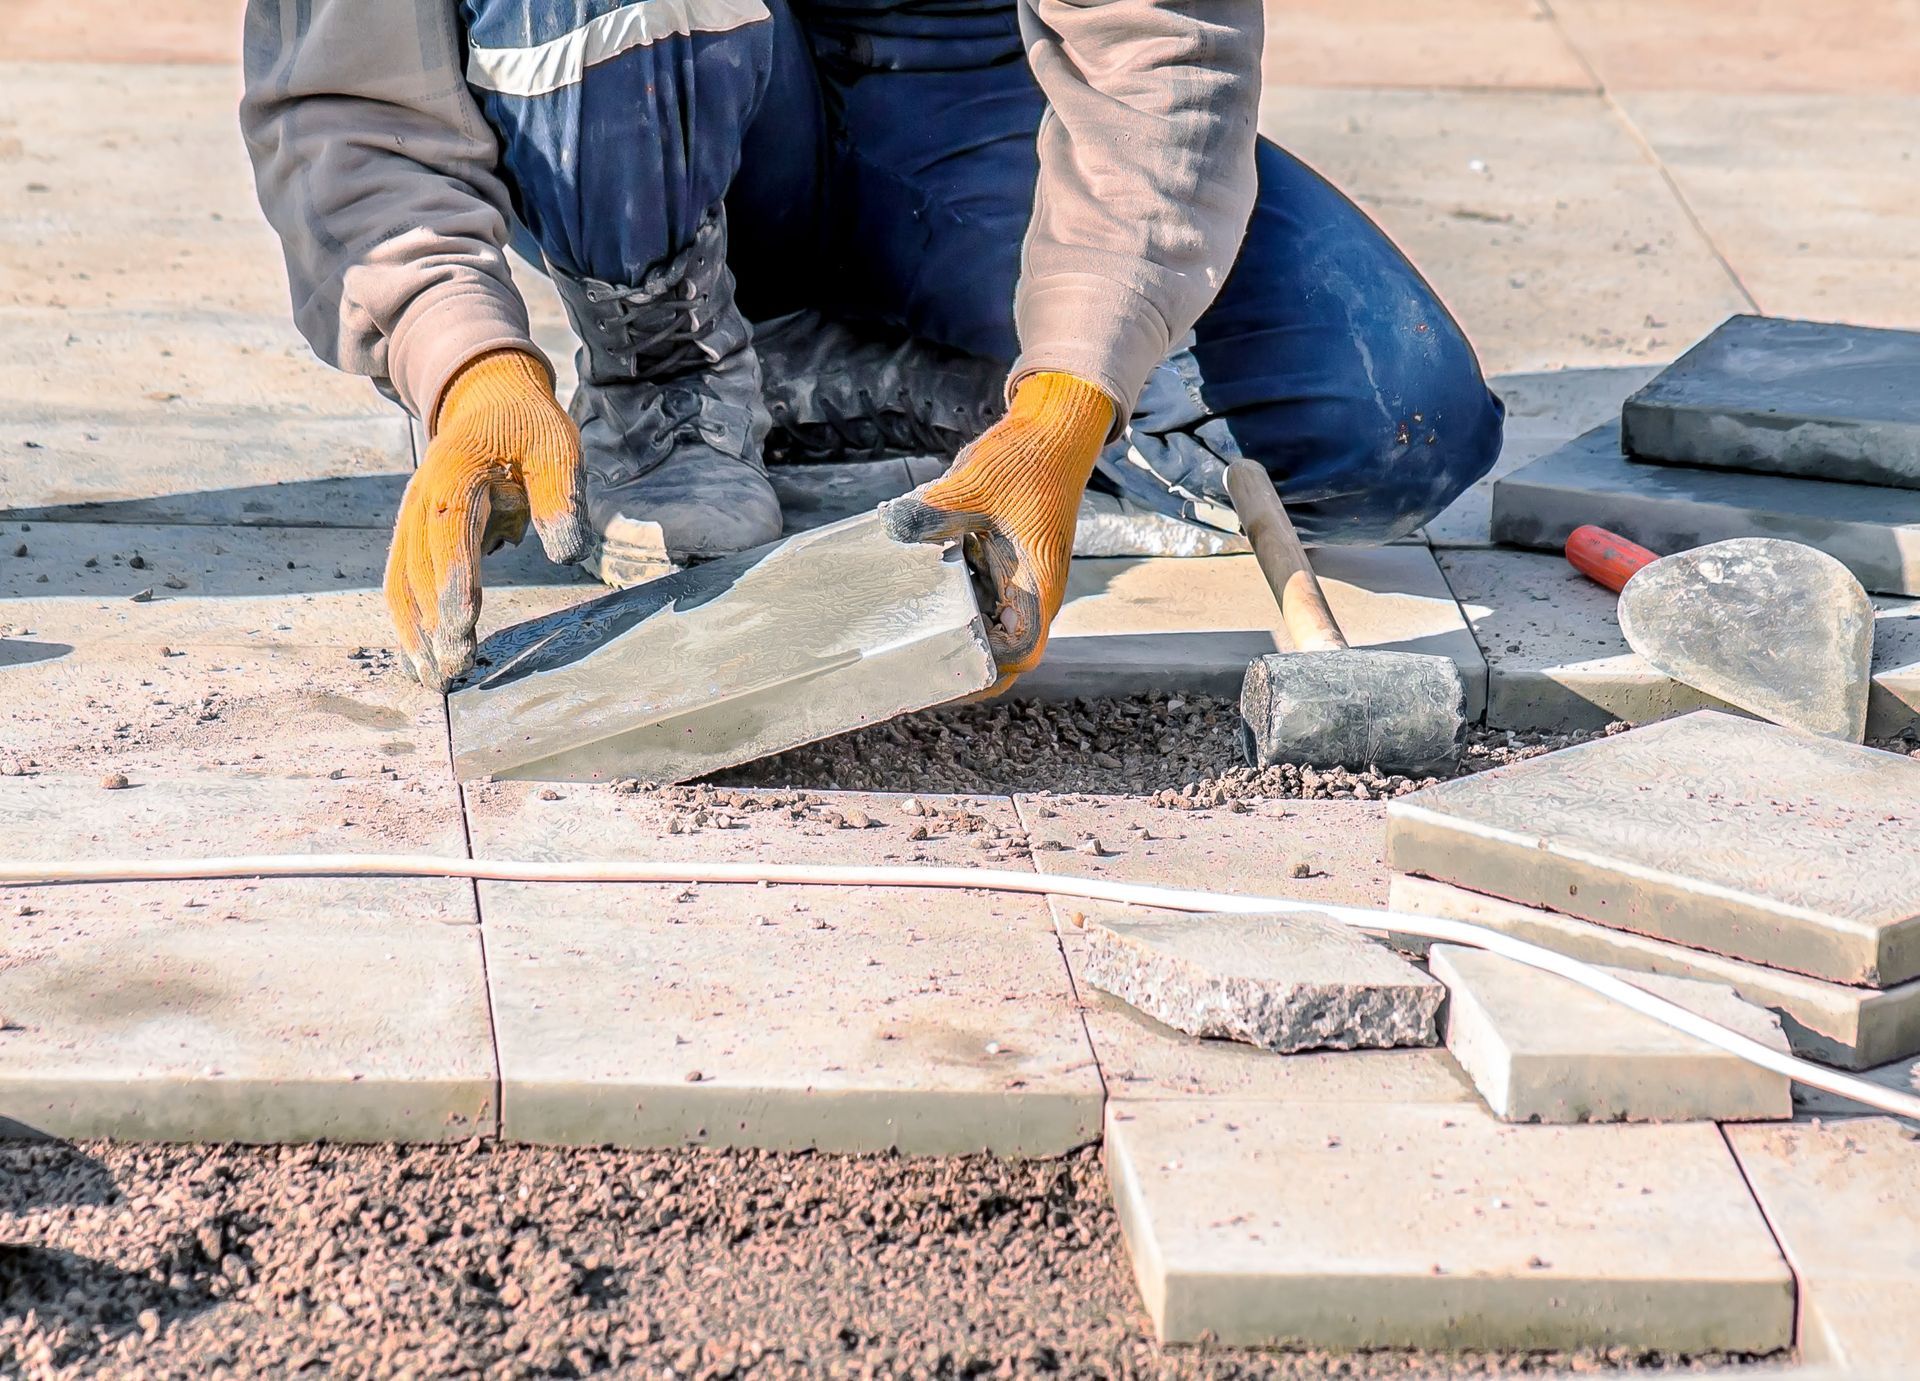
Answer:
[{"xmin": 1238, "ymin": 649, "xmax": 1466, "ymax": 777}]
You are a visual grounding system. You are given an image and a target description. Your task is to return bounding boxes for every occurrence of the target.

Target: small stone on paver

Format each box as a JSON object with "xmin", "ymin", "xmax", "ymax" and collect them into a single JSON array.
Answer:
[
  {"xmin": 1430, "ymin": 945, "xmax": 1791, "ymax": 1123},
  {"xmin": 1726, "ymin": 1119, "xmax": 1920, "ymax": 1372},
  {"xmin": 1489, "ymin": 424, "xmax": 1920, "ymax": 596},
  {"xmin": 1391, "ymin": 873, "xmax": 1920, "ymax": 1072},
  {"xmin": 1105, "ymin": 1098, "xmax": 1793, "ymax": 1351},
  {"xmin": 1081, "ymin": 912, "xmax": 1442, "ymax": 1053},
  {"xmin": 1623, "ymin": 316, "xmax": 1920, "ymax": 490},
  {"xmin": 1388, "ymin": 712, "xmax": 1920, "ymax": 987}
]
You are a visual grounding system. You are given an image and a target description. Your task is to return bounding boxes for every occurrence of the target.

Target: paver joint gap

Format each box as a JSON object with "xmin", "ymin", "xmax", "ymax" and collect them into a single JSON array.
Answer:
[
  {"xmin": 445, "ymin": 688, "xmax": 505, "ymax": 1142},
  {"xmin": 1010, "ymin": 794, "xmax": 1112, "ymax": 1108},
  {"xmin": 1717, "ymin": 1121, "xmax": 1803, "ymax": 1351}
]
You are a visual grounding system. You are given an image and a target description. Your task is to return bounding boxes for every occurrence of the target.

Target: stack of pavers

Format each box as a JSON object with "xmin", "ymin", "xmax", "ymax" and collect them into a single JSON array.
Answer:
[
  {"xmin": 1387, "ymin": 710, "xmax": 1920, "ymax": 1091},
  {"xmin": 1489, "ymin": 314, "xmax": 1920, "ymax": 598}
]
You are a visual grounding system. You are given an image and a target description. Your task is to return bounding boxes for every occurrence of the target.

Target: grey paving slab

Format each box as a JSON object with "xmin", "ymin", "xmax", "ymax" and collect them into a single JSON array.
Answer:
[
  {"xmin": 1105, "ymin": 1098, "xmax": 1793, "ymax": 1351},
  {"xmin": 1726, "ymin": 1119, "xmax": 1920, "ymax": 1371},
  {"xmin": 1622, "ymin": 317, "xmax": 1920, "ymax": 489},
  {"xmin": 448, "ymin": 513, "xmax": 996, "ymax": 783},
  {"xmin": 1489, "ymin": 424, "xmax": 1920, "ymax": 596},
  {"xmin": 1388, "ymin": 712, "xmax": 1920, "ymax": 987},
  {"xmin": 1258, "ymin": 88, "xmax": 1750, "ymax": 379},
  {"xmin": 1022, "ymin": 544, "xmax": 1486, "ymax": 717},
  {"xmin": 1430, "ymin": 945, "xmax": 1791, "ymax": 1124},
  {"xmin": 0, "ymin": 643, "xmax": 451, "ymax": 782},
  {"xmin": 1438, "ymin": 545, "xmax": 1920, "ymax": 737},
  {"xmin": 1258, "ymin": 0, "xmax": 1592, "ymax": 91},
  {"xmin": 1082, "ymin": 912, "xmax": 1441, "ymax": 1053},
  {"xmin": 1615, "ymin": 92, "xmax": 1920, "ymax": 329},
  {"xmin": 0, "ymin": 518, "xmax": 597, "ymax": 652},
  {"xmin": 463, "ymin": 785, "xmax": 1101, "ymax": 1153},
  {"xmin": 1390, "ymin": 874, "xmax": 1920, "ymax": 1072},
  {"xmin": 0, "ymin": 773, "xmax": 490, "ymax": 1143}
]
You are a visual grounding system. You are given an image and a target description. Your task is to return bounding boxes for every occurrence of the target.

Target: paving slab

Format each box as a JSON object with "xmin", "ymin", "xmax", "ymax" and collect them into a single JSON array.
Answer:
[
  {"xmin": 1082, "ymin": 912, "xmax": 1442, "ymax": 1053},
  {"xmin": 1622, "ymin": 317, "xmax": 1920, "ymax": 489},
  {"xmin": 1791, "ymin": 1053, "xmax": 1920, "ymax": 1121},
  {"xmin": 1021, "ymin": 544, "xmax": 1486, "ymax": 716},
  {"xmin": 1726, "ymin": 1119, "xmax": 1920, "ymax": 1371},
  {"xmin": 1390, "ymin": 874, "xmax": 1920, "ymax": 1072},
  {"xmin": 1387, "ymin": 712, "xmax": 1920, "ymax": 987},
  {"xmin": 463, "ymin": 786, "xmax": 1101, "ymax": 1153},
  {"xmin": 1439, "ymin": 546, "xmax": 1920, "ymax": 736},
  {"xmin": 1259, "ymin": 88, "xmax": 1750, "ymax": 379},
  {"xmin": 448, "ymin": 512, "xmax": 995, "ymax": 783},
  {"xmin": 1259, "ymin": 0, "xmax": 1591, "ymax": 91},
  {"xmin": 1429, "ymin": 945, "xmax": 1791, "ymax": 1124},
  {"xmin": 0, "ymin": 773, "xmax": 490, "ymax": 1143},
  {"xmin": 1616, "ymin": 93, "xmax": 1920, "ymax": 329},
  {"xmin": 1104, "ymin": 1098, "xmax": 1794, "ymax": 1351},
  {"xmin": 1550, "ymin": 1, "xmax": 1920, "ymax": 97},
  {"xmin": 1489, "ymin": 423, "xmax": 1920, "ymax": 596}
]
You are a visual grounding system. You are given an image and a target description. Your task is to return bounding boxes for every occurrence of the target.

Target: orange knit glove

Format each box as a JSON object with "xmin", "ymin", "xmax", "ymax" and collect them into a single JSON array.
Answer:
[
  {"xmin": 385, "ymin": 349, "xmax": 590, "ymax": 691},
  {"xmin": 882, "ymin": 371, "xmax": 1114, "ymax": 688}
]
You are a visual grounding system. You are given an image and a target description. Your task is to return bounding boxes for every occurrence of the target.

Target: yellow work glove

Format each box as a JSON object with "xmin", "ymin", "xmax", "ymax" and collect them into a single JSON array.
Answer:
[
  {"xmin": 882, "ymin": 371, "xmax": 1114, "ymax": 689},
  {"xmin": 385, "ymin": 349, "xmax": 589, "ymax": 691}
]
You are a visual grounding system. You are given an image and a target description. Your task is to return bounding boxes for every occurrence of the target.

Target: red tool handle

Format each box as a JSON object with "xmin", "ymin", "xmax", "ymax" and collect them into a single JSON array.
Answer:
[{"xmin": 1565, "ymin": 524, "xmax": 1657, "ymax": 593}]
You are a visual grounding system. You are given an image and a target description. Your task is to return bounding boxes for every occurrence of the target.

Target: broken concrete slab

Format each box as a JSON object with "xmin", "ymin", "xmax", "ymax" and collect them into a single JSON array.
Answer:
[
  {"xmin": 1081, "ymin": 911, "xmax": 1442, "ymax": 1053},
  {"xmin": 1438, "ymin": 545, "xmax": 1920, "ymax": 736},
  {"xmin": 1617, "ymin": 538, "xmax": 1875, "ymax": 742},
  {"xmin": 1623, "ymin": 316, "xmax": 1920, "ymax": 489},
  {"xmin": 449, "ymin": 512, "xmax": 994, "ymax": 782},
  {"xmin": 1391, "ymin": 873, "xmax": 1920, "ymax": 1072},
  {"xmin": 1105, "ymin": 1098, "xmax": 1794, "ymax": 1351},
  {"xmin": 1389, "ymin": 712, "xmax": 1920, "ymax": 987},
  {"xmin": 462, "ymin": 785, "xmax": 1100, "ymax": 1154},
  {"xmin": 1021, "ymin": 544, "xmax": 1486, "ymax": 715},
  {"xmin": 1726, "ymin": 1119, "xmax": 1920, "ymax": 1372},
  {"xmin": 1429, "ymin": 945, "xmax": 1792, "ymax": 1124},
  {"xmin": 1490, "ymin": 423, "xmax": 1920, "ymax": 595}
]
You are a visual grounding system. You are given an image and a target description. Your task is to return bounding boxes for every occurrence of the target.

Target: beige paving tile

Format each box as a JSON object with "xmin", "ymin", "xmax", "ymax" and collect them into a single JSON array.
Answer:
[
  {"xmin": 1615, "ymin": 93, "xmax": 1920, "ymax": 329},
  {"xmin": 1726, "ymin": 1119, "xmax": 1920, "ymax": 1371},
  {"xmin": 463, "ymin": 786, "xmax": 1101, "ymax": 1153},
  {"xmin": 1390, "ymin": 874, "xmax": 1920, "ymax": 1073},
  {"xmin": 0, "ymin": 519, "xmax": 597, "ymax": 651},
  {"xmin": 1027, "ymin": 545, "xmax": 1486, "ymax": 717},
  {"xmin": 1105, "ymin": 1097, "xmax": 1793, "ymax": 1350},
  {"xmin": 0, "ymin": 772, "xmax": 491, "ymax": 1143},
  {"xmin": 7, "ymin": 1, "xmax": 241, "ymax": 64},
  {"xmin": 1260, "ymin": 88, "xmax": 1751, "ymax": 378},
  {"xmin": 1551, "ymin": 1, "xmax": 1920, "ymax": 94},
  {"xmin": 0, "ymin": 643, "xmax": 450, "ymax": 781},
  {"xmin": 1259, "ymin": 0, "xmax": 1592, "ymax": 91}
]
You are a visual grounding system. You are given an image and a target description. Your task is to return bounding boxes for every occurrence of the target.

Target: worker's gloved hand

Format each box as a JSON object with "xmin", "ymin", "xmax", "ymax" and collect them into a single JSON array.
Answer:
[
  {"xmin": 883, "ymin": 371, "xmax": 1114, "ymax": 689},
  {"xmin": 386, "ymin": 349, "xmax": 590, "ymax": 691}
]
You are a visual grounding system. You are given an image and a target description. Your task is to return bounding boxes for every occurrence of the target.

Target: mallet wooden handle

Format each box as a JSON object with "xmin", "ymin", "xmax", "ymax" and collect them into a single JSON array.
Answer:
[
  {"xmin": 1224, "ymin": 460, "xmax": 1348, "ymax": 653},
  {"xmin": 1565, "ymin": 524, "xmax": 1658, "ymax": 593}
]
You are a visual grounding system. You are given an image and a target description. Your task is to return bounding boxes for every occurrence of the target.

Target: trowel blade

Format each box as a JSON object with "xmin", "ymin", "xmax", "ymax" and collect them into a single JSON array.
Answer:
[{"xmin": 1617, "ymin": 537, "xmax": 1874, "ymax": 742}]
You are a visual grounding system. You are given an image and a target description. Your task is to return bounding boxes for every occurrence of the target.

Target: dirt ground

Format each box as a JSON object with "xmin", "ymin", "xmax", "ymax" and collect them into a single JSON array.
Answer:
[{"xmin": 0, "ymin": 1140, "xmax": 1781, "ymax": 1380}]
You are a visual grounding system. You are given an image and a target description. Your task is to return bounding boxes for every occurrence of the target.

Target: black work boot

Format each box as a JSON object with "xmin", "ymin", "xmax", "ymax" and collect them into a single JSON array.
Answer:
[
  {"xmin": 753, "ymin": 310, "xmax": 1006, "ymax": 466},
  {"xmin": 553, "ymin": 210, "xmax": 780, "ymax": 585}
]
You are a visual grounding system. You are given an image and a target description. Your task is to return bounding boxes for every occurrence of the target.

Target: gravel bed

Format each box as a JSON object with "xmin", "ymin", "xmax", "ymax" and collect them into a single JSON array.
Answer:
[{"xmin": 0, "ymin": 1141, "xmax": 1774, "ymax": 1380}]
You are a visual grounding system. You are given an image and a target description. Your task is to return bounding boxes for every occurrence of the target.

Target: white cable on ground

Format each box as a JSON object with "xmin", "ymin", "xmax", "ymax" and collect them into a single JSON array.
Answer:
[{"xmin": 5, "ymin": 852, "xmax": 1917, "ymax": 1122}]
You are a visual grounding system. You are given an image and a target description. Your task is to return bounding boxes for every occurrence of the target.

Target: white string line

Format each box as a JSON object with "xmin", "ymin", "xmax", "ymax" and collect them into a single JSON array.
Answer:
[{"xmin": 6, "ymin": 853, "xmax": 1916, "ymax": 1121}]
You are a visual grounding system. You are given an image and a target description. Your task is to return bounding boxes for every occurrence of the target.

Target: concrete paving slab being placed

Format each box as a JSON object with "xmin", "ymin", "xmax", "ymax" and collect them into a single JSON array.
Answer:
[
  {"xmin": 1388, "ymin": 712, "xmax": 1920, "ymax": 987},
  {"xmin": 1726, "ymin": 1119, "xmax": 1920, "ymax": 1372},
  {"xmin": 449, "ymin": 512, "xmax": 995, "ymax": 783},
  {"xmin": 1104, "ymin": 1098, "xmax": 1794, "ymax": 1351},
  {"xmin": 464, "ymin": 786, "xmax": 1100, "ymax": 1154},
  {"xmin": 1391, "ymin": 874, "xmax": 1920, "ymax": 1073},
  {"xmin": 1019, "ymin": 544, "xmax": 1486, "ymax": 715},
  {"xmin": 1439, "ymin": 545, "xmax": 1920, "ymax": 737},
  {"xmin": 1429, "ymin": 945, "xmax": 1791, "ymax": 1124},
  {"xmin": 0, "ymin": 773, "xmax": 493, "ymax": 1143},
  {"xmin": 1622, "ymin": 316, "xmax": 1920, "ymax": 489},
  {"xmin": 1490, "ymin": 423, "xmax": 1920, "ymax": 596},
  {"xmin": 1081, "ymin": 911, "xmax": 1442, "ymax": 1053}
]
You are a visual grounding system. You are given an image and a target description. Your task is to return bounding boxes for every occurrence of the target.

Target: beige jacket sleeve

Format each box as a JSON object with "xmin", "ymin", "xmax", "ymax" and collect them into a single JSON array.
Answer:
[
  {"xmin": 1012, "ymin": 0, "xmax": 1263, "ymax": 425},
  {"xmin": 239, "ymin": 0, "xmax": 545, "ymax": 423}
]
